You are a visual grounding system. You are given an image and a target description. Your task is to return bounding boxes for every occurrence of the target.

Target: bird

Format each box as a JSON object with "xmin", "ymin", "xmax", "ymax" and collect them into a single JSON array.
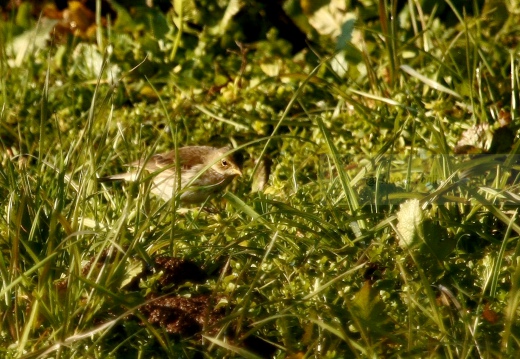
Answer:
[{"xmin": 98, "ymin": 146, "xmax": 242, "ymax": 203}]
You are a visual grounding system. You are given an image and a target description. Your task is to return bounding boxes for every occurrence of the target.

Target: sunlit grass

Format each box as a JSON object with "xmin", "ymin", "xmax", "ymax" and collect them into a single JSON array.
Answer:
[{"xmin": 1, "ymin": 0, "xmax": 520, "ymax": 358}]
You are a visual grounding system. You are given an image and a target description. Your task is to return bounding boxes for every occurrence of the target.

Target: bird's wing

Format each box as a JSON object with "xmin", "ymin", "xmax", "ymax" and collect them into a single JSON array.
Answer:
[{"xmin": 130, "ymin": 147, "xmax": 215, "ymax": 172}]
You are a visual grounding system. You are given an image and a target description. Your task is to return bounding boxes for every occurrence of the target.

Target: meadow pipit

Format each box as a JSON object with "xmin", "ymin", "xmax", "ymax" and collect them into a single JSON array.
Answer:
[{"xmin": 99, "ymin": 146, "xmax": 242, "ymax": 203}]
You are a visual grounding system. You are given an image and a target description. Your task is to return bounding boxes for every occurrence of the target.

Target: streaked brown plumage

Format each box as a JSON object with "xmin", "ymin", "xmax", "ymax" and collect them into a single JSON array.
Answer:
[{"xmin": 99, "ymin": 146, "xmax": 242, "ymax": 203}]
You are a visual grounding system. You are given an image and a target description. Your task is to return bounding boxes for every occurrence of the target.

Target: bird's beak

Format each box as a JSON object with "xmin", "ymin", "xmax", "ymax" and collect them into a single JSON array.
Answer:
[{"xmin": 233, "ymin": 167, "xmax": 243, "ymax": 177}]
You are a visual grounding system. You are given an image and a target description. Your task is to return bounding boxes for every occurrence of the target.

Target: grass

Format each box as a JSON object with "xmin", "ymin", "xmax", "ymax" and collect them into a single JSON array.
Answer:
[{"xmin": 1, "ymin": 0, "xmax": 520, "ymax": 357}]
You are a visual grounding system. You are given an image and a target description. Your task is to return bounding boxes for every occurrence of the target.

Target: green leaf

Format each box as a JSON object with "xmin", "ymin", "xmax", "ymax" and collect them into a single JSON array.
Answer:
[{"xmin": 351, "ymin": 281, "xmax": 388, "ymax": 335}]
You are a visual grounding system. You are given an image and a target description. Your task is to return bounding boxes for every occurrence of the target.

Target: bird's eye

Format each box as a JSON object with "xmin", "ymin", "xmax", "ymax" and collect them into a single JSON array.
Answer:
[{"xmin": 221, "ymin": 159, "xmax": 228, "ymax": 167}]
